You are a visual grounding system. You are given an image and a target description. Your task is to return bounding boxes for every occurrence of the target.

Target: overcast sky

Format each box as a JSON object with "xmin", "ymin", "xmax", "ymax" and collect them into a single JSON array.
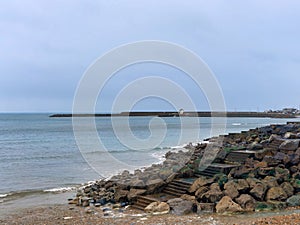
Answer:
[{"xmin": 1, "ymin": 0, "xmax": 300, "ymax": 112}]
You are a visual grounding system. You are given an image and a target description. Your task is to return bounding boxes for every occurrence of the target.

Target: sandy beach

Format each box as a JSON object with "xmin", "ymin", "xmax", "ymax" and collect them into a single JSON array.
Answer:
[{"xmin": 1, "ymin": 203, "xmax": 300, "ymax": 225}]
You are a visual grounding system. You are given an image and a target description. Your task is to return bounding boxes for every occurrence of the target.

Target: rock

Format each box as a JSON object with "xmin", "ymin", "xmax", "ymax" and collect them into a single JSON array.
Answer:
[
  {"xmin": 246, "ymin": 178, "xmax": 261, "ymax": 188},
  {"xmin": 201, "ymin": 189, "xmax": 224, "ymax": 203},
  {"xmin": 82, "ymin": 200, "xmax": 90, "ymax": 207},
  {"xmin": 254, "ymin": 161, "xmax": 268, "ymax": 168},
  {"xmin": 292, "ymin": 179, "xmax": 300, "ymax": 191},
  {"xmin": 189, "ymin": 177, "xmax": 214, "ymax": 193},
  {"xmin": 284, "ymin": 132, "xmax": 297, "ymax": 139},
  {"xmin": 114, "ymin": 189, "xmax": 128, "ymax": 202},
  {"xmin": 231, "ymin": 166, "xmax": 251, "ymax": 178},
  {"xmin": 237, "ymin": 179, "xmax": 249, "ymax": 192},
  {"xmin": 273, "ymin": 152, "xmax": 286, "ymax": 161},
  {"xmin": 131, "ymin": 179, "xmax": 145, "ymax": 188},
  {"xmin": 286, "ymin": 195, "xmax": 300, "ymax": 206},
  {"xmin": 267, "ymin": 200, "xmax": 287, "ymax": 210},
  {"xmin": 145, "ymin": 178, "xmax": 165, "ymax": 193},
  {"xmin": 263, "ymin": 176, "xmax": 279, "ymax": 188},
  {"xmin": 235, "ymin": 194, "xmax": 256, "ymax": 211},
  {"xmin": 197, "ymin": 203, "xmax": 215, "ymax": 213},
  {"xmin": 68, "ymin": 198, "xmax": 78, "ymax": 205},
  {"xmin": 275, "ymin": 167, "xmax": 290, "ymax": 182},
  {"xmin": 279, "ymin": 140, "xmax": 300, "ymax": 151},
  {"xmin": 144, "ymin": 202, "xmax": 159, "ymax": 213},
  {"xmin": 167, "ymin": 198, "xmax": 193, "ymax": 215},
  {"xmin": 266, "ymin": 187, "xmax": 288, "ymax": 201},
  {"xmin": 155, "ymin": 202, "xmax": 170, "ymax": 213},
  {"xmin": 249, "ymin": 142, "xmax": 263, "ymax": 150},
  {"xmin": 250, "ymin": 183, "xmax": 267, "ymax": 201},
  {"xmin": 255, "ymin": 202, "xmax": 275, "ymax": 212},
  {"xmin": 85, "ymin": 207, "xmax": 93, "ymax": 214},
  {"xmin": 195, "ymin": 187, "xmax": 209, "ymax": 199},
  {"xmin": 127, "ymin": 188, "xmax": 146, "ymax": 201},
  {"xmin": 158, "ymin": 169, "xmax": 173, "ymax": 180},
  {"xmin": 257, "ymin": 166, "xmax": 276, "ymax": 177},
  {"xmin": 210, "ymin": 182, "xmax": 222, "ymax": 191},
  {"xmin": 223, "ymin": 181, "xmax": 239, "ymax": 199},
  {"xmin": 216, "ymin": 196, "xmax": 243, "ymax": 214},
  {"xmin": 180, "ymin": 194, "xmax": 196, "ymax": 202},
  {"xmin": 280, "ymin": 182, "xmax": 294, "ymax": 197},
  {"xmin": 262, "ymin": 156, "xmax": 280, "ymax": 167}
]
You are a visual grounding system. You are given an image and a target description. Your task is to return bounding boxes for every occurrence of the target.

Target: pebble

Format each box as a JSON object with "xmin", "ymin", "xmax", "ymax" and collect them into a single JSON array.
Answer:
[{"xmin": 63, "ymin": 216, "xmax": 73, "ymax": 220}]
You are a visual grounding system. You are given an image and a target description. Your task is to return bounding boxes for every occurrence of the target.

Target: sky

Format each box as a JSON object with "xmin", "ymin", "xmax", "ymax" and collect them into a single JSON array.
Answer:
[{"xmin": 1, "ymin": 0, "xmax": 300, "ymax": 112}]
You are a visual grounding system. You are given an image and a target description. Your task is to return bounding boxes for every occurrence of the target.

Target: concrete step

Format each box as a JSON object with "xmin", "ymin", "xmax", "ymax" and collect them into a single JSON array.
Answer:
[
  {"xmin": 131, "ymin": 204, "xmax": 146, "ymax": 210},
  {"xmin": 167, "ymin": 183, "xmax": 189, "ymax": 191},
  {"xmin": 162, "ymin": 189, "xmax": 182, "ymax": 197},
  {"xmin": 163, "ymin": 187, "xmax": 186, "ymax": 194}
]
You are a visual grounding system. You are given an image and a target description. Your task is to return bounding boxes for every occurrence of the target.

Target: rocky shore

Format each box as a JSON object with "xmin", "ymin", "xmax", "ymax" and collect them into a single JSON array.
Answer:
[{"xmin": 67, "ymin": 121, "xmax": 300, "ymax": 218}]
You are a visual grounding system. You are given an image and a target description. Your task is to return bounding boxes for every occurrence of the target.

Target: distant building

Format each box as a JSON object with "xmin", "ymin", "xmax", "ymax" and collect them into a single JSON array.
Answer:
[
  {"xmin": 179, "ymin": 108, "xmax": 184, "ymax": 115},
  {"xmin": 282, "ymin": 108, "xmax": 298, "ymax": 114},
  {"xmin": 265, "ymin": 108, "xmax": 300, "ymax": 115}
]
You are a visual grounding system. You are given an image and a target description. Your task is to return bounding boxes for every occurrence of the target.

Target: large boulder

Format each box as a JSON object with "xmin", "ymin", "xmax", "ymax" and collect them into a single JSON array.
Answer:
[
  {"xmin": 155, "ymin": 202, "xmax": 170, "ymax": 213},
  {"xmin": 130, "ymin": 179, "xmax": 145, "ymax": 188},
  {"xmin": 274, "ymin": 167, "xmax": 290, "ymax": 182},
  {"xmin": 158, "ymin": 169, "xmax": 174, "ymax": 180},
  {"xmin": 250, "ymin": 183, "xmax": 267, "ymax": 200},
  {"xmin": 127, "ymin": 188, "xmax": 146, "ymax": 201},
  {"xmin": 195, "ymin": 186, "xmax": 209, "ymax": 199},
  {"xmin": 114, "ymin": 189, "xmax": 129, "ymax": 202},
  {"xmin": 145, "ymin": 178, "xmax": 165, "ymax": 193},
  {"xmin": 235, "ymin": 194, "xmax": 256, "ymax": 211},
  {"xmin": 189, "ymin": 177, "xmax": 214, "ymax": 193},
  {"xmin": 167, "ymin": 198, "xmax": 193, "ymax": 215},
  {"xmin": 286, "ymin": 195, "xmax": 300, "ymax": 207},
  {"xmin": 237, "ymin": 179, "xmax": 249, "ymax": 192},
  {"xmin": 201, "ymin": 184, "xmax": 223, "ymax": 203},
  {"xmin": 223, "ymin": 180, "xmax": 239, "ymax": 199},
  {"xmin": 263, "ymin": 176, "xmax": 279, "ymax": 188},
  {"xmin": 284, "ymin": 132, "xmax": 297, "ymax": 139},
  {"xmin": 279, "ymin": 140, "xmax": 300, "ymax": 151},
  {"xmin": 144, "ymin": 202, "xmax": 159, "ymax": 213},
  {"xmin": 216, "ymin": 196, "xmax": 243, "ymax": 214},
  {"xmin": 266, "ymin": 187, "xmax": 288, "ymax": 201},
  {"xmin": 280, "ymin": 182, "xmax": 294, "ymax": 197}
]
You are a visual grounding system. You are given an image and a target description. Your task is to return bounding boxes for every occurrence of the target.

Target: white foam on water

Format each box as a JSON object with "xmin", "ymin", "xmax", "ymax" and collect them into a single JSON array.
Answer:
[
  {"xmin": 43, "ymin": 186, "xmax": 76, "ymax": 193},
  {"xmin": 0, "ymin": 194, "xmax": 8, "ymax": 198}
]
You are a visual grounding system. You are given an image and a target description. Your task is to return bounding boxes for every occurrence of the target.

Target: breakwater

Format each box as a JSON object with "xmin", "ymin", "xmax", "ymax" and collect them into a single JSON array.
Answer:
[{"xmin": 50, "ymin": 111, "xmax": 296, "ymax": 118}]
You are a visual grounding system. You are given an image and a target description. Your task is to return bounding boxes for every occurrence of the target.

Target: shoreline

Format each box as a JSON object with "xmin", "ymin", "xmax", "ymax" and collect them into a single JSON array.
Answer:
[{"xmin": 3, "ymin": 121, "xmax": 300, "ymax": 224}]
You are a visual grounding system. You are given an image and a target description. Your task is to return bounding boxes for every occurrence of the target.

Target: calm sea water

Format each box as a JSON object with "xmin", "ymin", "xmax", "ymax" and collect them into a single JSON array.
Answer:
[{"xmin": 0, "ymin": 113, "xmax": 299, "ymax": 202}]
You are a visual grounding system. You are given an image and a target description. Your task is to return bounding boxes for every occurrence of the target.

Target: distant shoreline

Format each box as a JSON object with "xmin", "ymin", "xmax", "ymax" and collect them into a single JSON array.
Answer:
[{"xmin": 50, "ymin": 111, "xmax": 296, "ymax": 118}]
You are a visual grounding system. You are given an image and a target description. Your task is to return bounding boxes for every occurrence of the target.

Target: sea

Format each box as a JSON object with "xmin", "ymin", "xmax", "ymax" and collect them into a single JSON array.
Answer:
[{"xmin": 0, "ymin": 113, "xmax": 300, "ymax": 211}]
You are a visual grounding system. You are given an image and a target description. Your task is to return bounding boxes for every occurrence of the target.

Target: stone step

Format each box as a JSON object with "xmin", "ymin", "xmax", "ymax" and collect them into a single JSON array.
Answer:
[
  {"xmin": 131, "ymin": 195, "xmax": 158, "ymax": 211},
  {"xmin": 167, "ymin": 183, "xmax": 189, "ymax": 191},
  {"xmin": 163, "ymin": 186, "xmax": 186, "ymax": 194},
  {"xmin": 131, "ymin": 204, "xmax": 146, "ymax": 210},
  {"xmin": 162, "ymin": 189, "xmax": 182, "ymax": 197},
  {"xmin": 136, "ymin": 198, "xmax": 153, "ymax": 205},
  {"xmin": 171, "ymin": 181, "xmax": 191, "ymax": 188}
]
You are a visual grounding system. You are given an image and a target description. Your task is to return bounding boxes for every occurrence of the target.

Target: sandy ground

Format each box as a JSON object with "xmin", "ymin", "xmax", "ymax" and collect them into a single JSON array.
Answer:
[{"xmin": 1, "ymin": 203, "xmax": 300, "ymax": 225}]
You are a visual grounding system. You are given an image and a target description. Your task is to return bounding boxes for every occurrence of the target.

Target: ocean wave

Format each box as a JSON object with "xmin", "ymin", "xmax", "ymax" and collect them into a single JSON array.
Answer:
[
  {"xmin": 232, "ymin": 123, "xmax": 242, "ymax": 126},
  {"xmin": 84, "ymin": 144, "xmax": 187, "ymax": 155},
  {"xmin": 43, "ymin": 186, "xmax": 77, "ymax": 193},
  {"xmin": 0, "ymin": 193, "xmax": 9, "ymax": 198}
]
